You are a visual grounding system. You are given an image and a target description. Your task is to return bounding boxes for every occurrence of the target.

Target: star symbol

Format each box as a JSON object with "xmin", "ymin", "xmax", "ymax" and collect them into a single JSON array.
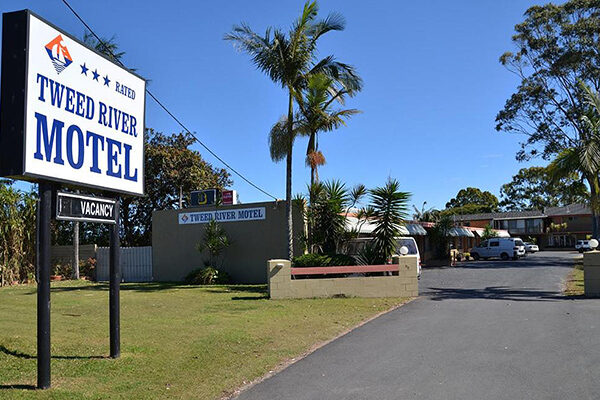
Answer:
[
  {"xmin": 80, "ymin": 63, "xmax": 88, "ymax": 75},
  {"xmin": 92, "ymin": 69, "xmax": 99, "ymax": 81},
  {"xmin": 103, "ymin": 75, "xmax": 111, "ymax": 87}
]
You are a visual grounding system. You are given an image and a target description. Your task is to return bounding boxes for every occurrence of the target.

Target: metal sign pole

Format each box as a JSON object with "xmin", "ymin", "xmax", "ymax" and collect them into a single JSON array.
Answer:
[
  {"xmin": 109, "ymin": 198, "xmax": 121, "ymax": 358},
  {"xmin": 37, "ymin": 181, "xmax": 52, "ymax": 389}
]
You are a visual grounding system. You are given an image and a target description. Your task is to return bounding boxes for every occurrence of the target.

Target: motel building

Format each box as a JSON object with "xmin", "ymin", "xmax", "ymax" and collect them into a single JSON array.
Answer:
[{"xmin": 454, "ymin": 204, "xmax": 594, "ymax": 249}]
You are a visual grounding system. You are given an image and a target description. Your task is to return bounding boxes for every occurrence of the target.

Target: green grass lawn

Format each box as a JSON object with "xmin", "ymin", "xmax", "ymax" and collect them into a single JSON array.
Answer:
[
  {"xmin": 565, "ymin": 262, "xmax": 584, "ymax": 296},
  {"xmin": 0, "ymin": 281, "xmax": 409, "ymax": 399}
]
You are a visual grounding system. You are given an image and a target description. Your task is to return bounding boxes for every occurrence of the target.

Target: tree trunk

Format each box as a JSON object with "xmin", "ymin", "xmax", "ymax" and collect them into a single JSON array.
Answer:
[
  {"xmin": 179, "ymin": 186, "xmax": 183, "ymax": 209},
  {"xmin": 72, "ymin": 221, "xmax": 80, "ymax": 279},
  {"xmin": 590, "ymin": 178, "xmax": 599, "ymax": 238},
  {"xmin": 286, "ymin": 91, "xmax": 294, "ymax": 260}
]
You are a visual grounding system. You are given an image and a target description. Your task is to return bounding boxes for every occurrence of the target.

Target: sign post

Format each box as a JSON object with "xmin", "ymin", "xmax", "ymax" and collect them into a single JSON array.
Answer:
[
  {"xmin": 37, "ymin": 182, "xmax": 53, "ymax": 389},
  {"xmin": 109, "ymin": 199, "xmax": 120, "ymax": 358},
  {"xmin": 0, "ymin": 9, "xmax": 146, "ymax": 388}
]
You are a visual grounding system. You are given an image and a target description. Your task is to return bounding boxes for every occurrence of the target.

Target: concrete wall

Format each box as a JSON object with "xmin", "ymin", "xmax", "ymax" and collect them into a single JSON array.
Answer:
[
  {"xmin": 267, "ymin": 256, "xmax": 419, "ymax": 299},
  {"xmin": 583, "ymin": 251, "xmax": 600, "ymax": 297},
  {"xmin": 50, "ymin": 244, "xmax": 97, "ymax": 265},
  {"xmin": 152, "ymin": 201, "xmax": 303, "ymax": 283}
]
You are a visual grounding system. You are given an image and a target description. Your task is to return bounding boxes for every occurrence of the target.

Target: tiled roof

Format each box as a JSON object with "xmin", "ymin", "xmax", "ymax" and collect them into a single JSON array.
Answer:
[
  {"xmin": 544, "ymin": 204, "xmax": 591, "ymax": 216},
  {"xmin": 453, "ymin": 203, "xmax": 592, "ymax": 221},
  {"xmin": 453, "ymin": 210, "xmax": 545, "ymax": 221}
]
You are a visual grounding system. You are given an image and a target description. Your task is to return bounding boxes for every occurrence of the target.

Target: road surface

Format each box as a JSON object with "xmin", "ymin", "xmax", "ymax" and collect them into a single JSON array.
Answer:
[{"xmin": 235, "ymin": 251, "xmax": 600, "ymax": 400}]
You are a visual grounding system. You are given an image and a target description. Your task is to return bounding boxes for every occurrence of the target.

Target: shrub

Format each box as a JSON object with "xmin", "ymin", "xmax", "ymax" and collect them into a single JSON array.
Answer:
[
  {"xmin": 356, "ymin": 242, "xmax": 381, "ymax": 266},
  {"xmin": 80, "ymin": 257, "xmax": 96, "ymax": 280},
  {"xmin": 185, "ymin": 267, "xmax": 230, "ymax": 285},
  {"xmin": 327, "ymin": 254, "xmax": 356, "ymax": 266},
  {"xmin": 292, "ymin": 253, "xmax": 356, "ymax": 267},
  {"xmin": 293, "ymin": 254, "xmax": 330, "ymax": 267}
]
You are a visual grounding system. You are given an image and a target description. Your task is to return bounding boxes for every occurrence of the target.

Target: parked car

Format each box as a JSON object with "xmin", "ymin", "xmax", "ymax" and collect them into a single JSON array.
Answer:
[
  {"xmin": 395, "ymin": 237, "xmax": 422, "ymax": 279},
  {"xmin": 470, "ymin": 237, "xmax": 526, "ymax": 261},
  {"xmin": 524, "ymin": 242, "xmax": 539, "ymax": 253},
  {"xmin": 575, "ymin": 240, "xmax": 592, "ymax": 253},
  {"xmin": 346, "ymin": 237, "xmax": 421, "ymax": 279}
]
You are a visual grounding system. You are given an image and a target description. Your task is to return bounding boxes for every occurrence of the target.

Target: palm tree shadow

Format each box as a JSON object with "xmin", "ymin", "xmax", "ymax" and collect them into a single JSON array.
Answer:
[
  {"xmin": 0, "ymin": 345, "xmax": 107, "ymax": 360},
  {"xmin": 423, "ymin": 286, "xmax": 564, "ymax": 302}
]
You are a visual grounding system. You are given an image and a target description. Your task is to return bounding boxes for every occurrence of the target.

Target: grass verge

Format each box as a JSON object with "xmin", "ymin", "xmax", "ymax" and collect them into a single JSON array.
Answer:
[
  {"xmin": 564, "ymin": 261, "xmax": 584, "ymax": 296},
  {"xmin": 0, "ymin": 281, "xmax": 410, "ymax": 399}
]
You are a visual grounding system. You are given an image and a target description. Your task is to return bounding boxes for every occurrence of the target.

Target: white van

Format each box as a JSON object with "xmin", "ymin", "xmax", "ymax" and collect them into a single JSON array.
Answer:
[
  {"xmin": 346, "ymin": 237, "xmax": 422, "ymax": 278},
  {"xmin": 470, "ymin": 237, "xmax": 526, "ymax": 261}
]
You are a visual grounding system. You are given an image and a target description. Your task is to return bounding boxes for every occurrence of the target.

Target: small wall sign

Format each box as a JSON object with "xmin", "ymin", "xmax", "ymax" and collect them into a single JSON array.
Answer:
[{"xmin": 179, "ymin": 207, "xmax": 266, "ymax": 224}]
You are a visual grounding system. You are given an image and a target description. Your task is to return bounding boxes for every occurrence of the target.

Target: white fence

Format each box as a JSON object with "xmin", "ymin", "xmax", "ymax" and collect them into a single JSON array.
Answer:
[{"xmin": 96, "ymin": 246, "xmax": 153, "ymax": 282}]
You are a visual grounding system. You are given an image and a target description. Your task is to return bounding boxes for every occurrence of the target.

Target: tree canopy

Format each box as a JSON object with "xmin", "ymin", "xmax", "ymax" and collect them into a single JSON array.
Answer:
[
  {"xmin": 500, "ymin": 166, "xmax": 588, "ymax": 211},
  {"xmin": 54, "ymin": 130, "xmax": 232, "ymax": 247},
  {"xmin": 444, "ymin": 187, "xmax": 499, "ymax": 215},
  {"xmin": 496, "ymin": 0, "xmax": 600, "ymax": 162}
]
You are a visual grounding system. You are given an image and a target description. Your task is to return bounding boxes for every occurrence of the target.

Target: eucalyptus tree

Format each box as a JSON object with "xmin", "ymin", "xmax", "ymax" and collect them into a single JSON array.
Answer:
[
  {"xmin": 547, "ymin": 84, "xmax": 600, "ymax": 237},
  {"xmin": 497, "ymin": 1, "xmax": 600, "ymax": 234},
  {"xmin": 225, "ymin": 1, "xmax": 361, "ymax": 259}
]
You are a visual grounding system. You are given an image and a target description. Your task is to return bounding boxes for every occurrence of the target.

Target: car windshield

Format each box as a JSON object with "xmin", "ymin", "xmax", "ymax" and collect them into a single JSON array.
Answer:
[
  {"xmin": 514, "ymin": 239, "xmax": 524, "ymax": 246},
  {"xmin": 396, "ymin": 239, "xmax": 417, "ymax": 254}
]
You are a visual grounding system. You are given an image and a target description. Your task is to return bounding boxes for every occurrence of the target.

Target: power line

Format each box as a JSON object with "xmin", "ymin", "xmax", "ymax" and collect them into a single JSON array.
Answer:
[{"xmin": 59, "ymin": 0, "xmax": 279, "ymax": 201}]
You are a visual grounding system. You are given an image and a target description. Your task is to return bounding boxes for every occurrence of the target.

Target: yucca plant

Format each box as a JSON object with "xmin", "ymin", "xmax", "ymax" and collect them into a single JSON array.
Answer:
[
  {"xmin": 369, "ymin": 179, "xmax": 411, "ymax": 263},
  {"xmin": 197, "ymin": 220, "xmax": 231, "ymax": 269}
]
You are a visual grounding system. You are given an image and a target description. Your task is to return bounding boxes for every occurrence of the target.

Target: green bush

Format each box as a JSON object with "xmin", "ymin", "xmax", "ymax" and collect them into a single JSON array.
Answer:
[
  {"xmin": 185, "ymin": 267, "xmax": 230, "ymax": 285},
  {"xmin": 327, "ymin": 254, "xmax": 356, "ymax": 266},
  {"xmin": 292, "ymin": 253, "xmax": 356, "ymax": 267}
]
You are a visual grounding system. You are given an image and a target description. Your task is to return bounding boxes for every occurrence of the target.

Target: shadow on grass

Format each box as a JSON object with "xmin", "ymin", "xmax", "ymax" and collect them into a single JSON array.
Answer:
[
  {"xmin": 0, "ymin": 384, "xmax": 36, "ymax": 390},
  {"xmin": 231, "ymin": 295, "xmax": 269, "ymax": 301},
  {"xmin": 0, "ymin": 345, "xmax": 107, "ymax": 360},
  {"xmin": 19, "ymin": 282, "xmax": 269, "ymax": 295}
]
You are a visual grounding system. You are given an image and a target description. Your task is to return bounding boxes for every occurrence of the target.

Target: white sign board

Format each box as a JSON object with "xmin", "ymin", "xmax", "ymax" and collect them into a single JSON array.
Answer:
[
  {"xmin": 178, "ymin": 207, "xmax": 266, "ymax": 225},
  {"xmin": 0, "ymin": 11, "xmax": 145, "ymax": 195}
]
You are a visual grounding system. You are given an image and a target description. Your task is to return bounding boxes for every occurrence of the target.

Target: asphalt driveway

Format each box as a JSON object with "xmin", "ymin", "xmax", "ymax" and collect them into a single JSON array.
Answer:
[{"xmin": 234, "ymin": 251, "xmax": 600, "ymax": 400}]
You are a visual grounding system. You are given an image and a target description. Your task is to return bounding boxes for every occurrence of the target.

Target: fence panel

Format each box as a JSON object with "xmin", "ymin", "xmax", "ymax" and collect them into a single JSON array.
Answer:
[{"xmin": 96, "ymin": 246, "xmax": 152, "ymax": 282}]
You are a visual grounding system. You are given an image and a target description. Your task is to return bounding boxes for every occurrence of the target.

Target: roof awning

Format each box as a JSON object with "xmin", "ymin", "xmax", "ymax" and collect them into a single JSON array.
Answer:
[
  {"xmin": 345, "ymin": 218, "xmax": 427, "ymax": 236},
  {"xmin": 472, "ymin": 228, "xmax": 510, "ymax": 238},
  {"xmin": 399, "ymin": 224, "xmax": 428, "ymax": 236},
  {"xmin": 448, "ymin": 227, "xmax": 475, "ymax": 237}
]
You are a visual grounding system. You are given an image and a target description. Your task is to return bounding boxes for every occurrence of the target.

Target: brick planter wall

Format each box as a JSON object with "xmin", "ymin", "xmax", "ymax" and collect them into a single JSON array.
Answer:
[
  {"xmin": 583, "ymin": 251, "xmax": 600, "ymax": 297},
  {"xmin": 267, "ymin": 256, "xmax": 419, "ymax": 299}
]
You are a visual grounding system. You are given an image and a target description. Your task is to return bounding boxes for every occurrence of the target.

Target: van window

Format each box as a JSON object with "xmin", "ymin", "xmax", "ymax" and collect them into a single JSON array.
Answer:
[
  {"xmin": 514, "ymin": 239, "xmax": 524, "ymax": 246},
  {"xmin": 480, "ymin": 240, "xmax": 488, "ymax": 247},
  {"xmin": 396, "ymin": 238, "xmax": 418, "ymax": 254},
  {"xmin": 489, "ymin": 241, "xmax": 499, "ymax": 247}
]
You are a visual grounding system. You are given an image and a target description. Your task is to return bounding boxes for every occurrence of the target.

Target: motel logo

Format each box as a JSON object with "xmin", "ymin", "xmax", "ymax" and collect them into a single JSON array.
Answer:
[{"xmin": 45, "ymin": 35, "xmax": 73, "ymax": 74}]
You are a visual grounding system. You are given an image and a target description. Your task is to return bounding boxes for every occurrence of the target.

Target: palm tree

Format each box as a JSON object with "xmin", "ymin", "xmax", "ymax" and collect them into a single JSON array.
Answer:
[
  {"xmin": 547, "ymin": 83, "xmax": 600, "ymax": 238},
  {"xmin": 412, "ymin": 201, "xmax": 440, "ymax": 222},
  {"xmin": 225, "ymin": 1, "xmax": 361, "ymax": 259},
  {"xmin": 298, "ymin": 73, "xmax": 361, "ymax": 187}
]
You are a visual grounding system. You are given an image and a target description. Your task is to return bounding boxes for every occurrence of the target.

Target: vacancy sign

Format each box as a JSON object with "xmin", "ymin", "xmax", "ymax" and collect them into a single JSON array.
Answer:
[
  {"xmin": 56, "ymin": 191, "xmax": 117, "ymax": 224},
  {"xmin": 0, "ymin": 10, "xmax": 146, "ymax": 195}
]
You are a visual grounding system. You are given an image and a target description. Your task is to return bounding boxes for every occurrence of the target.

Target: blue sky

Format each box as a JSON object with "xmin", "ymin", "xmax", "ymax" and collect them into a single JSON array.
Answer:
[{"xmin": 1, "ymin": 0, "xmax": 543, "ymax": 210}]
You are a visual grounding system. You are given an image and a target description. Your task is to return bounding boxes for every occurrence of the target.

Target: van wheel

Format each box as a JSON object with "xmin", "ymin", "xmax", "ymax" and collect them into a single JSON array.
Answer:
[
  {"xmin": 501, "ymin": 252, "xmax": 509, "ymax": 261},
  {"xmin": 472, "ymin": 253, "xmax": 480, "ymax": 261}
]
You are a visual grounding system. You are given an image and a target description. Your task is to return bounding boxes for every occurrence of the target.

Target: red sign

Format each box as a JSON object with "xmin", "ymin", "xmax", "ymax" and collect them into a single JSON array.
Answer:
[{"xmin": 222, "ymin": 190, "xmax": 235, "ymax": 205}]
